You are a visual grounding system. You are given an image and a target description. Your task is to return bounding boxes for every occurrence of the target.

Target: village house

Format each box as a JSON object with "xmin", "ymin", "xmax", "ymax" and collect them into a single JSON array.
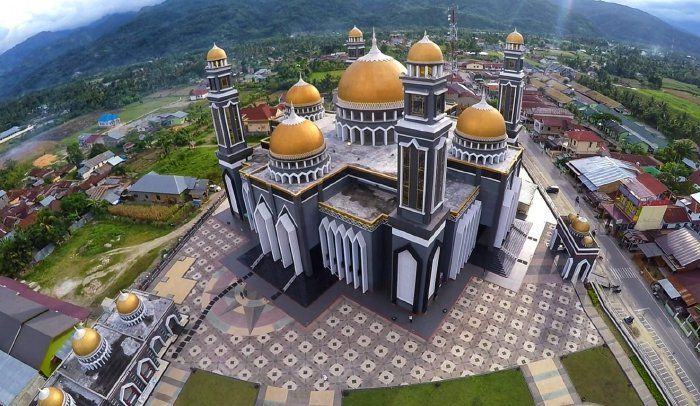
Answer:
[
  {"xmin": 97, "ymin": 113, "xmax": 121, "ymax": 127},
  {"xmin": 77, "ymin": 151, "xmax": 115, "ymax": 179},
  {"xmin": 564, "ymin": 130, "xmax": 605, "ymax": 157},
  {"xmin": 240, "ymin": 103, "xmax": 283, "ymax": 135},
  {"xmin": 128, "ymin": 172, "xmax": 209, "ymax": 204}
]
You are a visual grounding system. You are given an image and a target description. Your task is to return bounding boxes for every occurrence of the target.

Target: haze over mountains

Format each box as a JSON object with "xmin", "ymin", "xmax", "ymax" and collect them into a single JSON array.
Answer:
[{"xmin": 0, "ymin": 0, "xmax": 698, "ymax": 99}]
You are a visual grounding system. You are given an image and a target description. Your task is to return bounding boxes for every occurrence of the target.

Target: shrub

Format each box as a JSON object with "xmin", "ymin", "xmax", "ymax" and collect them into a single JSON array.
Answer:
[{"xmin": 108, "ymin": 204, "xmax": 181, "ymax": 222}]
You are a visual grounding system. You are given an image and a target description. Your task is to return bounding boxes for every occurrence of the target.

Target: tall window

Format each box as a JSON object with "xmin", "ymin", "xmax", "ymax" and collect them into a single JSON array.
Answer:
[
  {"xmin": 208, "ymin": 78, "xmax": 216, "ymax": 91},
  {"xmin": 506, "ymin": 58, "xmax": 517, "ymax": 71},
  {"xmin": 410, "ymin": 94, "xmax": 426, "ymax": 118},
  {"xmin": 436, "ymin": 93, "xmax": 445, "ymax": 115},
  {"xmin": 225, "ymin": 105, "xmax": 241, "ymax": 143},
  {"xmin": 500, "ymin": 86, "xmax": 516, "ymax": 122},
  {"xmin": 401, "ymin": 146, "xmax": 411, "ymax": 207},
  {"xmin": 434, "ymin": 147, "xmax": 445, "ymax": 207},
  {"xmin": 416, "ymin": 150, "xmax": 425, "ymax": 212},
  {"xmin": 213, "ymin": 110, "xmax": 227, "ymax": 147},
  {"xmin": 220, "ymin": 75, "xmax": 230, "ymax": 88}
]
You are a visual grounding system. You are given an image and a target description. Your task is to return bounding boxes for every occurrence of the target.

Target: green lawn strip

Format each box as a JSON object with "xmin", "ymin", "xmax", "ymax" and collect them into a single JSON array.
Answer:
[
  {"xmin": 174, "ymin": 369, "xmax": 259, "ymax": 406},
  {"xmin": 662, "ymin": 78, "xmax": 700, "ymax": 96},
  {"xmin": 118, "ymin": 96, "xmax": 182, "ymax": 122},
  {"xmin": 634, "ymin": 89, "xmax": 700, "ymax": 120},
  {"xmin": 309, "ymin": 69, "xmax": 345, "ymax": 81},
  {"xmin": 25, "ymin": 218, "xmax": 170, "ymax": 289},
  {"xmin": 561, "ymin": 347, "xmax": 642, "ymax": 405},
  {"xmin": 586, "ymin": 288, "xmax": 667, "ymax": 405},
  {"xmin": 150, "ymin": 146, "xmax": 220, "ymax": 183},
  {"xmin": 343, "ymin": 367, "xmax": 534, "ymax": 406}
]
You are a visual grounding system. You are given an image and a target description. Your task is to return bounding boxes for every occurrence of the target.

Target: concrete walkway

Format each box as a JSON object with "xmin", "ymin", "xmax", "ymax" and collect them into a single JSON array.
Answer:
[
  {"xmin": 574, "ymin": 283, "xmax": 656, "ymax": 405},
  {"xmin": 147, "ymin": 365, "xmax": 191, "ymax": 406},
  {"xmin": 522, "ymin": 358, "xmax": 580, "ymax": 406},
  {"xmin": 255, "ymin": 385, "xmax": 339, "ymax": 406}
]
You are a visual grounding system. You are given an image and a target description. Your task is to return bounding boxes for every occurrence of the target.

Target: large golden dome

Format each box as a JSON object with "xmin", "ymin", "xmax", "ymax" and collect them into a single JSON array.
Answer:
[
  {"xmin": 286, "ymin": 76, "xmax": 322, "ymax": 107},
  {"xmin": 72, "ymin": 327, "xmax": 102, "ymax": 357},
  {"xmin": 348, "ymin": 26, "xmax": 363, "ymax": 38},
  {"xmin": 407, "ymin": 33, "xmax": 443, "ymax": 64},
  {"xmin": 269, "ymin": 108, "xmax": 325, "ymax": 160},
  {"xmin": 455, "ymin": 96, "xmax": 507, "ymax": 141},
  {"xmin": 207, "ymin": 44, "xmax": 227, "ymax": 61},
  {"xmin": 116, "ymin": 291, "xmax": 140, "ymax": 315},
  {"xmin": 572, "ymin": 216, "xmax": 591, "ymax": 234},
  {"xmin": 337, "ymin": 34, "xmax": 406, "ymax": 107},
  {"xmin": 506, "ymin": 29, "xmax": 524, "ymax": 45},
  {"xmin": 37, "ymin": 387, "xmax": 64, "ymax": 406}
]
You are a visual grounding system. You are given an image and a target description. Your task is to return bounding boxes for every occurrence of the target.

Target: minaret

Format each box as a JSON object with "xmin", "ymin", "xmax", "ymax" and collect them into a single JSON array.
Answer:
[
  {"xmin": 391, "ymin": 33, "xmax": 451, "ymax": 314},
  {"xmin": 498, "ymin": 29, "xmax": 525, "ymax": 143},
  {"xmin": 345, "ymin": 26, "xmax": 365, "ymax": 65},
  {"xmin": 205, "ymin": 44, "xmax": 253, "ymax": 220}
]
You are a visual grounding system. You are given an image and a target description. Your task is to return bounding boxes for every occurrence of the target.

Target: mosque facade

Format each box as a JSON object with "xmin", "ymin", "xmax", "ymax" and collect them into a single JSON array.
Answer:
[{"xmin": 211, "ymin": 28, "xmax": 526, "ymax": 314}]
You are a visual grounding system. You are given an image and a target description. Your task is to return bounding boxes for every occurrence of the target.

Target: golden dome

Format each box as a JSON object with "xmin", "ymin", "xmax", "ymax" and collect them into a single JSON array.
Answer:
[
  {"xmin": 572, "ymin": 216, "xmax": 591, "ymax": 234},
  {"xmin": 582, "ymin": 235, "xmax": 595, "ymax": 247},
  {"xmin": 348, "ymin": 26, "xmax": 363, "ymax": 38},
  {"xmin": 269, "ymin": 108, "xmax": 325, "ymax": 160},
  {"xmin": 286, "ymin": 76, "xmax": 322, "ymax": 107},
  {"xmin": 506, "ymin": 29, "xmax": 524, "ymax": 45},
  {"xmin": 207, "ymin": 44, "xmax": 227, "ymax": 62},
  {"xmin": 72, "ymin": 327, "xmax": 101, "ymax": 357},
  {"xmin": 116, "ymin": 291, "xmax": 140, "ymax": 315},
  {"xmin": 567, "ymin": 213, "xmax": 577, "ymax": 223},
  {"xmin": 337, "ymin": 34, "xmax": 406, "ymax": 106},
  {"xmin": 37, "ymin": 387, "xmax": 64, "ymax": 406},
  {"xmin": 455, "ymin": 96, "xmax": 507, "ymax": 141},
  {"xmin": 407, "ymin": 33, "xmax": 443, "ymax": 64}
]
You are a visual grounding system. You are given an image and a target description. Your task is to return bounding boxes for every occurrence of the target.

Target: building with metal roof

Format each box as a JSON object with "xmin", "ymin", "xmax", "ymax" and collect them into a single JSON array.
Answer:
[
  {"xmin": 0, "ymin": 350, "xmax": 43, "ymax": 406},
  {"xmin": 128, "ymin": 172, "xmax": 209, "ymax": 204},
  {"xmin": 655, "ymin": 228, "xmax": 700, "ymax": 272},
  {"xmin": 566, "ymin": 156, "xmax": 637, "ymax": 192}
]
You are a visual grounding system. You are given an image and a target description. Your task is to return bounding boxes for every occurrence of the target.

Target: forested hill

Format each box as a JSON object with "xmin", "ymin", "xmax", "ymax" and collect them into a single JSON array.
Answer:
[{"xmin": 1, "ymin": 0, "xmax": 698, "ymax": 99}]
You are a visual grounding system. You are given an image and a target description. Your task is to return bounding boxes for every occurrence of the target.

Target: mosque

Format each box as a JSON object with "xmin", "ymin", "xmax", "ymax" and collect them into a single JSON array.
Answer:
[{"xmin": 208, "ymin": 27, "xmax": 527, "ymax": 314}]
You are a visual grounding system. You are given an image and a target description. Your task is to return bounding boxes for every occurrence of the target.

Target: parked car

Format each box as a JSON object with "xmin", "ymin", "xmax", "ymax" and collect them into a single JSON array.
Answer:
[{"xmin": 545, "ymin": 185, "xmax": 560, "ymax": 194}]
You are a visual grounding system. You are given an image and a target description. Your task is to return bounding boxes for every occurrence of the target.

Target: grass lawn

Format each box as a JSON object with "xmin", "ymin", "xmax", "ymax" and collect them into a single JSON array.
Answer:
[
  {"xmin": 309, "ymin": 69, "xmax": 345, "ymax": 81},
  {"xmin": 343, "ymin": 368, "xmax": 533, "ymax": 406},
  {"xmin": 636, "ymin": 88, "xmax": 700, "ymax": 121},
  {"xmin": 562, "ymin": 347, "xmax": 642, "ymax": 406},
  {"xmin": 25, "ymin": 218, "xmax": 170, "ymax": 290},
  {"xmin": 150, "ymin": 146, "xmax": 220, "ymax": 182},
  {"xmin": 118, "ymin": 95, "xmax": 182, "ymax": 123},
  {"xmin": 662, "ymin": 78, "xmax": 700, "ymax": 97},
  {"xmin": 94, "ymin": 246, "xmax": 162, "ymax": 307},
  {"xmin": 175, "ymin": 369, "xmax": 259, "ymax": 406}
]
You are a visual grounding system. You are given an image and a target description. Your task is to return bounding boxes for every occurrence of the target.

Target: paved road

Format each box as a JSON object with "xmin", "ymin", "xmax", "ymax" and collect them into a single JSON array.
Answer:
[{"xmin": 519, "ymin": 134, "xmax": 700, "ymax": 397}]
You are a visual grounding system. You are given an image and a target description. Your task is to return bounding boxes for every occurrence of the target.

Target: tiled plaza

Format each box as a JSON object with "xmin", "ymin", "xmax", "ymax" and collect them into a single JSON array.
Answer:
[{"xmin": 156, "ymin": 204, "xmax": 601, "ymax": 393}]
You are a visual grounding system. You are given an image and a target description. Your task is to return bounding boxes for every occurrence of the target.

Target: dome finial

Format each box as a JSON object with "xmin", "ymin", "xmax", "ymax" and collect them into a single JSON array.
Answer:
[
  {"xmin": 372, "ymin": 28, "xmax": 377, "ymax": 47},
  {"xmin": 424, "ymin": 30, "xmax": 428, "ymax": 38}
]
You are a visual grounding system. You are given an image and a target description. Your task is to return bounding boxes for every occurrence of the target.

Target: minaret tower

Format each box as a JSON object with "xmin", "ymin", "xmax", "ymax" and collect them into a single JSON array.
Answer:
[
  {"xmin": 205, "ymin": 44, "xmax": 253, "ymax": 220},
  {"xmin": 391, "ymin": 33, "xmax": 452, "ymax": 314},
  {"xmin": 498, "ymin": 29, "xmax": 525, "ymax": 143},
  {"xmin": 345, "ymin": 26, "xmax": 365, "ymax": 65}
]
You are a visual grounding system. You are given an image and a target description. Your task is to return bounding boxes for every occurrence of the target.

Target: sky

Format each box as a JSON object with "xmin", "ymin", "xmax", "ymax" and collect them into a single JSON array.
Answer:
[{"xmin": 0, "ymin": 0, "xmax": 698, "ymax": 53}]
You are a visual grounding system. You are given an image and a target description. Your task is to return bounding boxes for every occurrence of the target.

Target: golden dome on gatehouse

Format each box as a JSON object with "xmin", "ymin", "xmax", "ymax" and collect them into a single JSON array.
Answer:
[
  {"xmin": 455, "ymin": 95, "xmax": 507, "ymax": 141},
  {"xmin": 407, "ymin": 33, "xmax": 443, "ymax": 64},
  {"xmin": 582, "ymin": 235, "xmax": 595, "ymax": 247},
  {"xmin": 269, "ymin": 107, "xmax": 325, "ymax": 160},
  {"xmin": 572, "ymin": 216, "xmax": 591, "ymax": 234},
  {"xmin": 72, "ymin": 326, "xmax": 102, "ymax": 357},
  {"xmin": 286, "ymin": 75, "xmax": 322, "ymax": 107},
  {"xmin": 337, "ymin": 32, "xmax": 406, "ymax": 106},
  {"xmin": 567, "ymin": 213, "xmax": 577, "ymax": 223},
  {"xmin": 116, "ymin": 291, "xmax": 141, "ymax": 315},
  {"xmin": 349, "ymin": 26, "xmax": 363, "ymax": 38},
  {"xmin": 37, "ymin": 387, "xmax": 64, "ymax": 406},
  {"xmin": 506, "ymin": 29, "xmax": 524, "ymax": 45},
  {"xmin": 207, "ymin": 43, "xmax": 227, "ymax": 62}
]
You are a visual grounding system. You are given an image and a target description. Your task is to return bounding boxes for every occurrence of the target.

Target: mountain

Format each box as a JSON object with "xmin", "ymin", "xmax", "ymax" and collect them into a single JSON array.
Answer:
[
  {"xmin": 666, "ymin": 20, "xmax": 700, "ymax": 38},
  {"xmin": 1, "ymin": 0, "xmax": 698, "ymax": 99}
]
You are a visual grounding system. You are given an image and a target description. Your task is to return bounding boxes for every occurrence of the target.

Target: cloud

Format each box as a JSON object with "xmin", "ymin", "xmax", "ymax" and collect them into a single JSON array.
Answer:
[
  {"xmin": 610, "ymin": 0, "xmax": 700, "ymax": 22},
  {"xmin": 0, "ymin": 0, "xmax": 165, "ymax": 53}
]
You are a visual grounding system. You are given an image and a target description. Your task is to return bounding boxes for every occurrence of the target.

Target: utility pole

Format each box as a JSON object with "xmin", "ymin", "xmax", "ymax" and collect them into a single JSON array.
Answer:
[{"xmin": 447, "ymin": 4, "xmax": 458, "ymax": 82}]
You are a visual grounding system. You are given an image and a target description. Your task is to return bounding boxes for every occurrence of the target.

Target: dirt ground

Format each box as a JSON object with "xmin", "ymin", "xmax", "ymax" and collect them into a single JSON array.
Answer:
[{"xmin": 32, "ymin": 153, "xmax": 58, "ymax": 168}]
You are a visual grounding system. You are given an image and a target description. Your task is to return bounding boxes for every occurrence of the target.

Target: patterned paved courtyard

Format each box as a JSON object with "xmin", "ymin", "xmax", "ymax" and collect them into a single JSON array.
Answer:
[{"xmin": 158, "ymin": 204, "xmax": 602, "ymax": 392}]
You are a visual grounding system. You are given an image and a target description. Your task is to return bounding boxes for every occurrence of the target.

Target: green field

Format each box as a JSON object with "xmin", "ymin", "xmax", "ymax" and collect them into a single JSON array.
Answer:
[
  {"xmin": 562, "ymin": 347, "xmax": 642, "ymax": 406},
  {"xmin": 662, "ymin": 78, "xmax": 700, "ymax": 96},
  {"xmin": 150, "ymin": 146, "xmax": 220, "ymax": 182},
  {"xmin": 636, "ymin": 88, "xmax": 700, "ymax": 121},
  {"xmin": 118, "ymin": 95, "xmax": 182, "ymax": 122},
  {"xmin": 309, "ymin": 69, "xmax": 345, "ymax": 81},
  {"xmin": 175, "ymin": 369, "xmax": 259, "ymax": 406},
  {"xmin": 25, "ymin": 218, "xmax": 170, "ymax": 291},
  {"xmin": 343, "ymin": 368, "xmax": 534, "ymax": 406}
]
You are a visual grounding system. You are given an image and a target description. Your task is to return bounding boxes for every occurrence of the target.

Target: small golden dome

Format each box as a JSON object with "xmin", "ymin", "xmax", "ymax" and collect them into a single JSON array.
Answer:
[
  {"xmin": 269, "ymin": 108, "xmax": 325, "ymax": 160},
  {"xmin": 207, "ymin": 44, "xmax": 227, "ymax": 62},
  {"xmin": 72, "ymin": 327, "xmax": 101, "ymax": 357},
  {"xmin": 337, "ymin": 34, "xmax": 406, "ymax": 106},
  {"xmin": 582, "ymin": 235, "xmax": 595, "ymax": 247},
  {"xmin": 286, "ymin": 76, "xmax": 322, "ymax": 107},
  {"xmin": 116, "ymin": 291, "xmax": 140, "ymax": 315},
  {"xmin": 572, "ymin": 216, "xmax": 591, "ymax": 234},
  {"xmin": 567, "ymin": 213, "xmax": 577, "ymax": 223},
  {"xmin": 455, "ymin": 96, "xmax": 507, "ymax": 141},
  {"xmin": 348, "ymin": 26, "xmax": 363, "ymax": 38},
  {"xmin": 407, "ymin": 33, "xmax": 443, "ymax": 64},
  {"xmin": 37, "ymin": 387, "xmax": 64, "ymax": 406},
  {"xmin": 506, "ymin": 29, "xmax": 524, "ymax": 45}
]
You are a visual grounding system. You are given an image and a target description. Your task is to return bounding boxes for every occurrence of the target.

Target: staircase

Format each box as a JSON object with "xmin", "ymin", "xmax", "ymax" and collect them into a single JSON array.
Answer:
[{"xmin": 468, "ymin": 220, "xmax": 532, "ymax": 277}]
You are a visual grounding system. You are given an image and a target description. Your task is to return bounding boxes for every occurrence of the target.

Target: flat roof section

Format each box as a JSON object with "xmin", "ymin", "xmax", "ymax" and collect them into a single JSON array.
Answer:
[{"xmin": 322, "ymin": 180, "xmax": 396, "ymax": 223}]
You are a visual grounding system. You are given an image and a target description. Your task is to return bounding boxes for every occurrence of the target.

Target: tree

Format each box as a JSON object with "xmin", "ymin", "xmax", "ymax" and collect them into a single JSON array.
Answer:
[
  {"xmin": 0, "ymin": 233, "xmax": 34, "ymax": 277},
  {"xmin": 26, "ymin": 209, "xmax": 68, "ymax": 248},
  {"xmin": 629, "ymin": 143, "xmax": 648, "ymax": 155},
  {"xmin": 66, "ymin": 141, "xmax": 84, "ymax": 166},
  {"xmin": 60, "ymin": 192, "xmax": 92, "ymax": 221},
  {"xmin": 89, "ymin": 143, "xmax": 108, "ymax": 158}
]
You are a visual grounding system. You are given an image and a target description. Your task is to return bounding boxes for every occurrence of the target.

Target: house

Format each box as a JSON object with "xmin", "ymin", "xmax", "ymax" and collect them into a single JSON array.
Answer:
[
  {"xmin": 640, "ymin": 228, "xmax": 700, "ymax": 272},
  {"xmin": 608, "ymin": 152, "xmax": 663, "ymax": 169},
  {"xmin": 189, "ymin": 87, "xmax": 208, "ymax": 101},
  {"xmin": 564, "ymin": 130, "xmax": 604, "ymax": 157},
  {"xmin": 446, "ymin": 83, "xmax": 479, "ymax": 107},
  {"xmin": 690, "ymin": 170, "xmax": 700, "ymax": 189},
  {"xmin": 676, "ymin": 192, "xmax": 700, "ymax": 231},
  {"xmin": 662, "ymin": 205, "xmax": 692, "ymax": 230},
  {"xmin": 0, "ymin": 190, "xmax": 8, "ymax": 210},
  {"xmin": 240, "ymin": 103, "xmax": 282, "ymax": 135},
  {"xmin": 0, "ymin": 350, "xmax": 42, "ymax": 406},
  {"xmin": 605, "ymin": 172, "xmax": 670, "ymax": 231},
  {"xmin": 0, "ymin": 281, "xmax": 88, "ymax": 375},
  {"xmin": 77, "ymin": 133, "xmax": 103, "ymax": 149},
  {"xmin": 104, "ymin": 128, "xmax": 128, "ymax": 147},
  {"xmin": 533, "ymin": 115, "xmax": 572, "ymax": 139},
  {"xmin": 97, "ymin": 113, "xmax": 121, "ymax": 127},
  {"xmin": 567, "ymin": 155, "xmax": 637, "ymax": 193},
  {"xmin": 161, "ymin": 111, "xmax": 188, "ymax": 126},
  {"xmin": 77, "ymin": 150, "xmax": 115, "ymax": 179},
  {"xmin": 128, "ymin": 172, "xmax": 209, "ymax": 204}
]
